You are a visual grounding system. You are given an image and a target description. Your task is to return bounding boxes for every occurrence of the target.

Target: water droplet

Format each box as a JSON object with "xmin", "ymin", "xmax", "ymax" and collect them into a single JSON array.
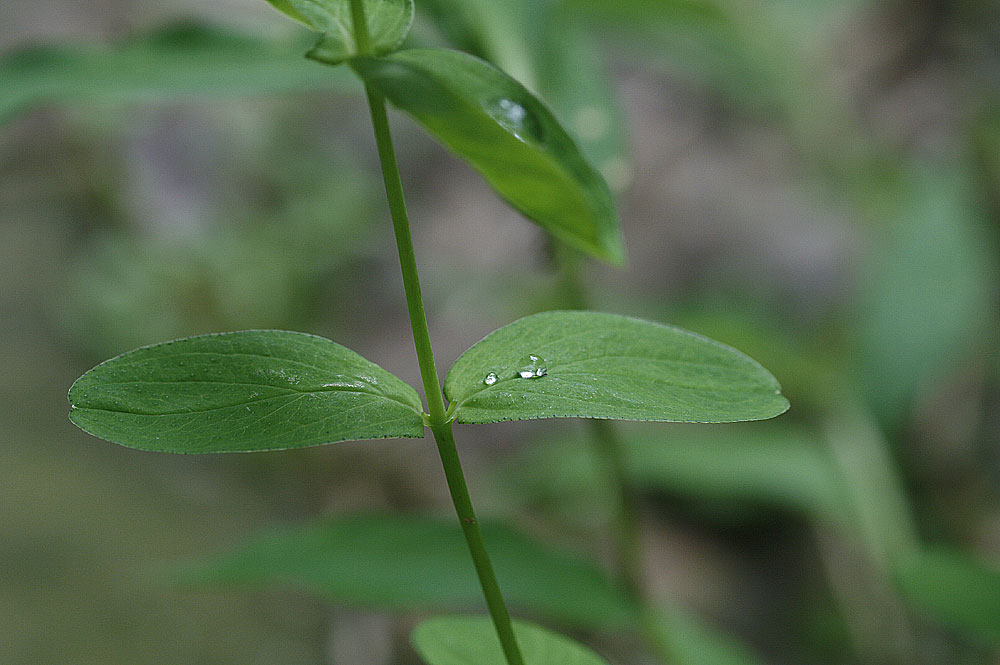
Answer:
[
  {"xmin": 487, "ymin": 97, "xmax": 545, "ymax": 144},
  {"xmin": 517, "ymin": 354, "xmax": 547, "ymax": 379},
  {"xmin": 483, "ymin": 372, "xmax": 499, "ymax": 386}
]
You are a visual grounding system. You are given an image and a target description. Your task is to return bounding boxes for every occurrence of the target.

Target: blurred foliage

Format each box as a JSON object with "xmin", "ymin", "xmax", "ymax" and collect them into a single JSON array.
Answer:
[{"xmin": 3, "ymin": 0, "xmax": 1000, "ymax": 663}]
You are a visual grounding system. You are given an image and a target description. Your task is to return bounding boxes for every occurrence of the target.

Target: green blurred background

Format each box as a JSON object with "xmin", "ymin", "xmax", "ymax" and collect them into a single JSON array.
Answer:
[{"xmin": 2, "ymin": 0, "xmax": 999, "ymax": 663}]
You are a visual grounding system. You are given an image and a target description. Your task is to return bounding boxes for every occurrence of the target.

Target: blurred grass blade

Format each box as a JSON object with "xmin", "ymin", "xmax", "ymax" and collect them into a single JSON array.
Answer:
[
  {"xmin": 412, "ymin": 615, "xmax": 609, "ymax": 665},
  {"xmin": 414, "ymin": 0, "xmax": 539, "ymax": 90},
  {"xmin": 536, "ymin": 18, "xmax": 631, "ymax": 193},
  {"xmin": 350, "ymin": 48, "xmax": 624, "ymax": 264},
  {"xmin": 894, "ymin": 548, "xmax": 1000, "ymax": 644},
  {"xmin": 0, "ymin": 21, "xmax": 354, "ymax": 125},
  {"xmin": 501, "ymin": 424, "xmax": 850, "ymax": 523},
  {"xmin": 854, "ymin": 164, "xmax": 997, "ymax": 426},
  {"xmin": 178, "ymin": 513, "xmax": 635, "ymax": 628},
  {"xmin": 653, "ymin": 605, "xmax": 769, "ymax": 665},
  {"xmin": 68, "ymin": 330, "xmax": 425, "ymax": 452},
  {"xmin": 445, "ymin": 311, "xmax": 788, "ymax": 424}
]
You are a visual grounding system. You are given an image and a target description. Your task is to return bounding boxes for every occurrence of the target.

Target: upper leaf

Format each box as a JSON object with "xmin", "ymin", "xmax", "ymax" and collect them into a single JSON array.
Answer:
[
  {"xmin": 68, "ymin": 330, "xmax": 424, "ymax": 453},
  {"xmin": 350, "ymin": 49, "xmax": 625, "ymax": 264},
  {"xmin": 412, "ymin": 615, "xmax": 609, "ymax": 665},
  {"xmin": 262, "ymin": 0, "xmax": 414, "ymax": 64},
  {"xmin": 444, "ymin": 311, "xmax": 788, "ymax": 424}
]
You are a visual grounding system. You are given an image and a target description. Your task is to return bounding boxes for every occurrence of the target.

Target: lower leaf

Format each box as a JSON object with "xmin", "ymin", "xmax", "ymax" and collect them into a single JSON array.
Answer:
[{"xmin": 412, "ymin": 615, "xmax": 609, "ymax": 665}]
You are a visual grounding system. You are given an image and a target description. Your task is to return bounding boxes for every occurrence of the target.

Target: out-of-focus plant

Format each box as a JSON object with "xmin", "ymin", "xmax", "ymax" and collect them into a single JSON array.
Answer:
[{"xmin": 65, "ymin": 0, "xmax": 790, "ymax": 663}]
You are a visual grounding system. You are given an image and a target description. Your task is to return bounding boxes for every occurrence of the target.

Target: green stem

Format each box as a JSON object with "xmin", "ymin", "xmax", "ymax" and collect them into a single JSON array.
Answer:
[
  {"xmin": 431, "ymin": 423, "xmax": 526, "ymax": 665},
  {"xmin": 588, "ymin": 418, "xmax": 677, "ymax": 664},
  {"xmin": 589, "ymin": 419, "xmax": 644, "ymax": 601},
  {"xmin": 348, "ymin": 0, "xmax": 373, "ymax": 56},
  {"xmin": 350, "ymin": 3, "xmax": 523, "ymax": 662},
  {"xmin": 360, "ymin": 84, "xmax": 447, "ymax": 423}
]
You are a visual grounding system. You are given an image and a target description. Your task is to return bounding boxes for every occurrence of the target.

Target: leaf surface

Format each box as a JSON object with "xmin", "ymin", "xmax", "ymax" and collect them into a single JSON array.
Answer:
[
  {"xmin": 68, "ymin": 330, "xmax": 424, "ymax": 453},
  {"xmin": 351, "ymin": 49, "xmax": 624, "ymax": 264},
  {"xmin": 263, "ymin": 0, "xmax": 414, "ymax": 64},
  {"xmin": 412, "ymin": 615, "xmax": 609, "ymax": 665},
  {"xmin": 445, "ymin": 311, "xmax": 788, "ymax": 424}
]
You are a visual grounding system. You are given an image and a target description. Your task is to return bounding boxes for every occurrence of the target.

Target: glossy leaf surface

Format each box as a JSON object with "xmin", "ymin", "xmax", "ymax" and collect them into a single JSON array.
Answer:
[
  {"xmin": 351, "ymin": 49, "xmax": 624, "ymax": 264},
  {"xmin": 0, "ymin": 22, "xmax": 352, "ymax": 124},
  {"xmin": 894, "ymin": 548, "xmax": 1000, "ymax": 644},
  {"xmin": 412, "ymin": 616, "xmax": 609, "ymax": 665},
  {"xmin": 68, "ymin": 331, "xmax": 424, "ymax": 453},
  {"xmin": 263, "ymin": 0, "xmax": 414, "ymax": 64},
  {"xmin": 179, "ymin": 514, "xmax": 634, "ymax": 628},
  {"xmin": 445, "ymin": 311, "xmax": 788, "ymax": 424}
]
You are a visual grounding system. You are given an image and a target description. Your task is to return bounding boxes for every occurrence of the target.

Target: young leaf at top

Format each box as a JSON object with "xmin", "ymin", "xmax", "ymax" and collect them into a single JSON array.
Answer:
[
  {"xmin": 261, "ymin": 0, "xmax": 414, "ymax": 64},
  {"xmin": 350, "ymin": 49, "xmax": 625, "ymax": 264},
  {"xmin": 68, "ymin": 330, "xmax": 424, "ymax": 453},
  {"xmin": 444, "ymin": 311, "xmax": 788, "ymax": 425},
  {"xmin": 412, "ymin": 615, "xmax": 610, "ymax": 665}
]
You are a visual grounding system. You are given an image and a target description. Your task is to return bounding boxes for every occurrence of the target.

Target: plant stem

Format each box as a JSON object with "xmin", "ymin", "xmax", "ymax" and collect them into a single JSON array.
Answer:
[
  {"xmin": 360, "ymin": 84, "xmax": 448, "ymax": 423},
  {"xmin": 362, "ymin": 84, "xmax": 525, "ymax": 665},
  {"xmin": 430, "ymin": 423, "xmax": 526, "ymax": 665},
  {"xmin": 349, "ymin": 3, "xmax": 524, "ymax": 663}
]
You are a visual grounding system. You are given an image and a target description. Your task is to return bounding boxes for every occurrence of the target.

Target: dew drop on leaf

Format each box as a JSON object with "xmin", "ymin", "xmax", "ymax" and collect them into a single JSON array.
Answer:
[
  {"xmin": 483, "ymin": 372, "xmax": 499, "ymax": 386},
  {"xmin": 517, "ymin": 354, "xmax": 547, "ymax": 379},
  {"xmin": 486, "ymin": 97, "xmax": 545, "ymax": 144}
]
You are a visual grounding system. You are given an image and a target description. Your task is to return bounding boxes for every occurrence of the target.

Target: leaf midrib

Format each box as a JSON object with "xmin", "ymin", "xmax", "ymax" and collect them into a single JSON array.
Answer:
[{"xmin": 72, "ymin": 380, "xmax": 422, "ymax": 417}]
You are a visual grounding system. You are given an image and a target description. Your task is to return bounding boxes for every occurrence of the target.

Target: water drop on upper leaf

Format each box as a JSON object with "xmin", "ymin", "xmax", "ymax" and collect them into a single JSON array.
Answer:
[
  {"xmin": 483, "ymin": 372, "xmax": 499, "ymax": 386},
  {"xmin": 487, "ymin": 97, "xmax": 545, "ymax": 144}
]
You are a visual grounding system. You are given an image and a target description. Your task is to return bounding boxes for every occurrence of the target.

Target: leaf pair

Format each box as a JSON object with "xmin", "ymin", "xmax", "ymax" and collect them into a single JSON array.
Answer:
[{"xmin": 69, "ymin": 311, "xmax": 788, "ymax": 454}]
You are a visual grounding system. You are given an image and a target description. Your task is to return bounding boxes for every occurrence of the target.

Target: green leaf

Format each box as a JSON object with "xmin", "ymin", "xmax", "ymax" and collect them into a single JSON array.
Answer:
[
  {"xmin": 262, "ymin": 0, "xmax": 414, "ymax": 64},
  {"xmin": 350, "ymin": 48, "xmax": 624, "ymax": 264},
  {"xmin": 178, "ymin": 514, "xmax": 635, "ymax": 628},
  {"xmin": 894, "ymin": 548, "xmax": 1000, "ymax": 644},
  {"xmin": 444, "ymin": 311, "xmax": 788, "ymax": 425},
  {"xmin": 68, "ymin": 330, "xmax": 424, "ymax": 453},
  {"xmin": 412, "ymin": 615, "xmax": 609, "ymax": 665},
  {"xmin": 0, "ymin": 21, "xmax": 353, "ymax": 124}
]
